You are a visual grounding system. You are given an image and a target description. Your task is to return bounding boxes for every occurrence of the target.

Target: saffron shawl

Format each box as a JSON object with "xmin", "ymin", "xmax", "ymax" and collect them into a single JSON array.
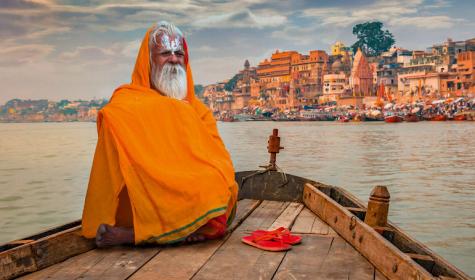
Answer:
[{"xmin": 81, "ymin": 27, "xmax": 237, "ymax": 244}]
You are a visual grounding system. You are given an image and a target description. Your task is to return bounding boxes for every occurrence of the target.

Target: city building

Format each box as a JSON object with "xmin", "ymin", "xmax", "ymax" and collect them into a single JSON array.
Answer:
[
  {"xmin": 231, "ymin": 60, "xmax": 257, "ymax": 112},
  {"xmin": 322, "ymin": 73, "xmax": 349, "ymax": 102},
  {"xmin": 289, "ymin": 50, "xmax": 329, "ymax": 107},
  {"xmin": 331, "ymin": 41, "xmax": 353, "ymax": 56},
  {"xmin": 428, "ymin": 37, "xmax": 475, "ymax": 65},
  {"xmin": 257, "ymin": 50, "xmax": 297, "ymax": 110},
  {"xmin": 350, "ymin": 49, "xmax": 373, "ymax": 97},
  {"xmin": 453, "ymin": 51, "xmax": 475, "ymax": 96}
]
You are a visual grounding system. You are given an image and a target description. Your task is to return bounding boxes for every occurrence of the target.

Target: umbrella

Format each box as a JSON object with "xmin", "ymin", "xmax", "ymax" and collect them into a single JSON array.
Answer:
[
  {"xmin": 370, "ymin": 110, "xmax": 382, "ymax": 116},
  {"xmin": 432, "ymin": 100, "xmax": 445, "ymax": 104}
]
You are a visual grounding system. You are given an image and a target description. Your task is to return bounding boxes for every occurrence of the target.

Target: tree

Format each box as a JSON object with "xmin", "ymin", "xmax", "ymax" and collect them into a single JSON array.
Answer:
[
  {"xmin": 194, "ymin": 84, "xmax": 204, "ymax": 97},
  {"xmin": 351, "ymin": 21, "xmax": 395, "ymax": 56},
  {"xmin": 224, "ymin": 74, "xmax": 241, "ymax": 92}
]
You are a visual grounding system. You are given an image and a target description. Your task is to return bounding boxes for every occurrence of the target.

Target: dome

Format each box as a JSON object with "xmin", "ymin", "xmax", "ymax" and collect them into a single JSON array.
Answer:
[
  {"xmin": 332, "ymin": 59, "xmax": 343, "ymax": 72},
  {"xmin": 244, "ymin": 59, "xmax": 250, "ymax": 69}
]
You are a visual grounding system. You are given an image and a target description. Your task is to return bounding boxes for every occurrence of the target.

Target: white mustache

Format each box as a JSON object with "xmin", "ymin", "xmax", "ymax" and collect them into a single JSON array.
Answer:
[{"xmin": 152, "ymin": 63, "xmax": 187, "ymax": 100}]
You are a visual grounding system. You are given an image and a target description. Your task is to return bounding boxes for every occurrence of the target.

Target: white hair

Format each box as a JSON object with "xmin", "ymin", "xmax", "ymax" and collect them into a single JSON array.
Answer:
[
  {"xmin": 149, "ymin": 21, "xmax": 187, "ymax": 99},
  {"xmin": 149, "ymin": 21, "xmax": 184, "ymax": 51}
]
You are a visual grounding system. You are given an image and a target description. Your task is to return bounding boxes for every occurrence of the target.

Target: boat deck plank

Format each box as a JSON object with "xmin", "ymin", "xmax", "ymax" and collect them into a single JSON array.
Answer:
[
  {"xmin": 128, "ymin": 199, "xmax": 261, "ymax": 280},
  {"xmin": 267, "ymin": 202, "xmax": 304, "ymax": 231},
  {"xmin": 20, "ymin": 246, "xmax": 159, "ymax": 280},
  {"xmin": 191, "ymin": 200, "xmax": 290, "ymax": 280},
  {"xmin": 19, "ymin": 247, "xmax": 105, "ymax": 280},
  {"xmin": 273, "ymin": 234, "xmax": 334, "ymax": 279},
  {"xmin": 19, "ymin": 200, "xmax": 386, "ymax": 280},
  {"xmin": 275, "ymin": 234, "xmax": 377, "ymax": 280},
  {"xmin": 292, "ymin": 207, "xmax": 338, "ymax": 236},
  {"xmin": 74, "ymin": 246, "xmax": 158, "ymax": 280}
]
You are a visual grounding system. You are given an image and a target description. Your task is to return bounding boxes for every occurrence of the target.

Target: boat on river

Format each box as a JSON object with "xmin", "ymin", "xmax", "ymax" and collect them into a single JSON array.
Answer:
[
  {"xmin": 0, "ymin": 130, "xmax": 471, "ymax": 280},
  {"xmin": 364, "ymin": 115, "xmax": 384, "ymax": 122},
  {"xmin": 404, "ymin": 113, "xmax": 420, "ymax": 122},
  {"xmin": 336, "ymin": 116, "xmax": 350, "ymax": 122},
  {"xmin": 452, "ymin": 114, "xmax": 466, "ymax": 121},
  {"xmin": 429, "ymin": 115, "xmax": 447, "ymax": 121},
  {"xmin": 385, "ymin": 115, "xmax": 404, "ymax": 123}
]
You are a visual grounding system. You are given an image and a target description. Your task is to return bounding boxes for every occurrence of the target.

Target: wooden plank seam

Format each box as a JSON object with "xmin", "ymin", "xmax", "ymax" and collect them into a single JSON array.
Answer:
[{"xmin": 303, "ymin": 183, "xmax": 435, "ymax": 280}]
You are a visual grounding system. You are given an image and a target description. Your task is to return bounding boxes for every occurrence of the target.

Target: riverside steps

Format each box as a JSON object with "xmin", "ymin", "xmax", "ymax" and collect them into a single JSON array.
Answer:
[{"xmin": 0, "ymin": 130, "xmax": 472, "ymax": 280}]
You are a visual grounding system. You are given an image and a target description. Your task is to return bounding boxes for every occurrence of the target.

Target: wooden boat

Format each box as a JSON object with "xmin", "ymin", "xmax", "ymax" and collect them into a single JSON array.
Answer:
[
  {"xmin": 220, "ymin": 116, "xmax": 235, "ymax": 122},
  {"xmin": 353, "ymin": 114, "xmax": 363, "ymax": 122},
  {"xmin": 384, "ymin": 115, "xmax": 403, "ymax": 123},
  {"xmin": 464, "ymin": 111, "xmax": 475, "ymax": 121},
  {"xmin": 364, "ymin": 116, "xmax": 384, "ymax": 122},
  {"xmin": 0, "ymin": 130, "xmax": 472, "ymax": 280},
  {"xmin": 337, "ymin": 116, "xmax": 349, "ymax": 122},
  {"xmin": 404, "ymin": 113, "xmax": 420, "ymax": 122},
  {"xmin": 452, "ymin": 114, "xmax": 466, "ymax": 121},
  {"xmin": 430, "ymin": 115, "xmax": 447, "ymax": 121}
]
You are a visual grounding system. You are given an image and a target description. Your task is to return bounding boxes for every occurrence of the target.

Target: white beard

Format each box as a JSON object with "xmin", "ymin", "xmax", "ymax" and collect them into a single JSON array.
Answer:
[{"xmin": 151, "ymin": 63, "xmax": 188, "ymax": 100}]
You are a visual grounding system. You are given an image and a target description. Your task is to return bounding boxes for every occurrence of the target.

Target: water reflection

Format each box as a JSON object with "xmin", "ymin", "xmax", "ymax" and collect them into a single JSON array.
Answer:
[
  {"xmin": 219, "ymin": 121, "xmax": 475, "ymax": 276},
  {"xmin": 0, "ymin": 121, "xmax": 474, "ymax": 276}
]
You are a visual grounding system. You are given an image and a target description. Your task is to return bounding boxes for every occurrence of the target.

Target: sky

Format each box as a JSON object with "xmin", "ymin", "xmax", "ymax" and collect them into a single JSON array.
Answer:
[{"xmin": 0, "ymin": 0, "xmax": 474, "ymax": 102}]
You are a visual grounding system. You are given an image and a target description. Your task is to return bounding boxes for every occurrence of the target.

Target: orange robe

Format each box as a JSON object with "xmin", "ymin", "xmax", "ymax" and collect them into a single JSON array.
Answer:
[{"xmin": 81, "ymin": 27, "xmax": 238, "ymax": 244}]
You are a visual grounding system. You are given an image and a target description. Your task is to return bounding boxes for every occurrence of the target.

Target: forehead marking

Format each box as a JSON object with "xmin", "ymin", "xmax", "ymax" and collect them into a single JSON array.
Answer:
[{"xmin": 159, "ymin": 33, "xmax": 183, "ymax": 52}]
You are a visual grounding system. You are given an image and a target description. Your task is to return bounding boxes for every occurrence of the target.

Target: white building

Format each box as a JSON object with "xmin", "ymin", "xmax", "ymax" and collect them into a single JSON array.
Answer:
[{"xmin": 323, "ymin": 73, "xmax": 349, "ymax": 102}]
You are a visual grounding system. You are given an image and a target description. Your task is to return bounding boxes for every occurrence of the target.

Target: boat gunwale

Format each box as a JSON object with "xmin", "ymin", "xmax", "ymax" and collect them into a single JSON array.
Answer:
[{"xmin": 0, "ymin": 170, "xmax": 472, "ymax": 280}]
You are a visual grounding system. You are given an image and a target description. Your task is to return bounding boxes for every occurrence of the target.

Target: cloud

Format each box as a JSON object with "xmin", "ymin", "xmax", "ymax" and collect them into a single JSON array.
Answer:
[
  {"xmin": 0, "ymin": 44, "xmax": 54, "ymax": 66},
  {"xmin": 26, "ymin": 26, "xmax": 72, "ymax": 39},
  {"xmin": 301, "ymin": 0, "xmax": 458, "ymax": 29},
  {"xmin": 193, "ymin": 9, "xmax": 287, "ymax": 29},
  {"xmin": 271, "ymin": 25, "xmax": 320, "ymax": 46},
  {"xmin": 59, "ymin": 46, "xmax": 115, "ymax": 61},
  {"xmin": 390, "ymin": 16, "xmax": 461, "ymax": 29},
  {"xmin": 0, "ymin": 0, "xmax": 287, "ymax": 34},
  {"xmin": 56, "ymin": 40, "xmax": 140, "ymax": 68},
  {"xmin": 192, "ymin": 55, "xmax": 254, "ymax": 85},
  {"xmin": 118, "ymin": 40, "xmax": 141, "ymax": 57},
  {"xmin": 0, "ymin": 0, "xmax": 474, "ymax": 103},
  {"xmin": 0, "ymin": 0, "xmax": 47, "ymax": 9},
  {"xmin": 192, "ymin": 45, "xmax": 218, "ymax": 53}
]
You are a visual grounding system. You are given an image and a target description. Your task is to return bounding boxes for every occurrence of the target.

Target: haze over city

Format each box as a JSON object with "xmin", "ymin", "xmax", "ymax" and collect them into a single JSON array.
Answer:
[{"xmin": 1, "ymin": 0, "xmax": 474, "ymax": 102}]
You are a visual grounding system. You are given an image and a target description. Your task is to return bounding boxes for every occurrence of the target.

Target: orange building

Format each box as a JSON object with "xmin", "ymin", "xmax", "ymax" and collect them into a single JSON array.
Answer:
[
  {"xmin": 350, "ymin": 49, "xmax": 373, "ymax": 96},
  {"xmin": 231, "ymin": 60, "xmax": 257, "ymax": 112},
  {"xmin": 455, "ymin": 51, "xmax": 475, "ymax": 96},
  {"xmin": 202, "ymin": 82, "xmax": 232, "ymax": 113},
  {"xmin": 256, "ymin": 50, "xmax": 298, "ymax": 110},
  {"xmin": 290, "ymin": 50, "xmax": 329, "ymax": 107},
  {"xmin": 256, "ymin": 49, "xmax": 330, "ymax": 110},
  {"xmin": 257, "ymin": 50, "xmax": 297, "ymax": 83}
]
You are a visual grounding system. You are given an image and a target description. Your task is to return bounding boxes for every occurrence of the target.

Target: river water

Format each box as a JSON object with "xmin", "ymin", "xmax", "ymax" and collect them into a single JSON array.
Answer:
[{"xmin": 0, "ymin": 122, "xmax": 474, "ymax": 276}]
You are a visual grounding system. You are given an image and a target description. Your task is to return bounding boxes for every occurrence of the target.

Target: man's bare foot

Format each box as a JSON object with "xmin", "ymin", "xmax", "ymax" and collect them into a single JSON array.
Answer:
[
  {"xmin": 95, "ymin": 224, "xmax": 134, "ymax": 248},
  {"xmin": 185, "ymin": 232, "xmax": 206, "ymax": 243}
]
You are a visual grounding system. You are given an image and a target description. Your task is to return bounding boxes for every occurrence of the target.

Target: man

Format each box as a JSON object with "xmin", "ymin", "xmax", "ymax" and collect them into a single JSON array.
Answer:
[{"xmin": 81, "ymin": 21, "xmax": 238, "ymax": 247}]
